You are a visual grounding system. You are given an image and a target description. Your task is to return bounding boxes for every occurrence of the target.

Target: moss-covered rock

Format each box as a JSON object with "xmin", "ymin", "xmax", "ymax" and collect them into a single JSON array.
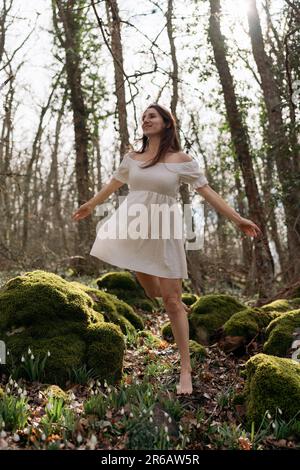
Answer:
[
  {"xmin": 189, "ymin": 340, "xmax": 207, "ymax": 361},
  {"xmin": 223, "ymin": 307, "xmax": 282, "ymax": 340},
  {"xmin": 188, "ymin": 294, "xmax": 246, "ymax": 345},
  {"xmin": 263, "ymin": 309, "xmax": 300, "ymax": 357},
  {"xmin": 70, "ymin": 281, "xmax": 144, "ymax": 333},
  {"xmin": 182, "ymin": 293, "xmax": 198, "ymax": 306},
  {"xmin": 242, "ymin": 353, "xmax": 300, "ymax": 426},
  {"xmin": 0, "ymin": 270, "xmax": 125, "ymax": 386},
  {"xmin": 261, "ymin": 298, "xmax": 300, "ymax": 313},
  {"xmin": 161, "ymin": 322, "xmax": 173, "ymax": 342},
  {"xmin": 96, "ymin": 271, "xmax": 159, "ymax": 313}
]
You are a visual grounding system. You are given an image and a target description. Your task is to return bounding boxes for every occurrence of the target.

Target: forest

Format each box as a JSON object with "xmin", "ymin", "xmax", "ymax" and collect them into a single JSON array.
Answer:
[{"xmin": 0, "ymin": 0, "xmax": 299, "ymax": 455}]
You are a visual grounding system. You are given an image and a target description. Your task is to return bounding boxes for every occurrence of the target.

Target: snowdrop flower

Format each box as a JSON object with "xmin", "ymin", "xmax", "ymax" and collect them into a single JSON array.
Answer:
[
  {"xmin": 186, "ymin": 436, "xmax": 190, "ymax": 443},
  {"xmin": 28, "ymin": 348, "xmax": 31, "ymax": 355},
  {"xmin": 7, "ymin": 350, "xmax": 9, "ymax": 356},
  {"xmin": 168, "ymin": 417, "xmax": 172, "ymax": 423},
  {"xmin": 179, "ymin": 424, "xmax": 183, "ymax": 431},
  {"xmin": 164, "ymin": 412, "xmax": 169, "ymax": 418},
  {"xmin": 166, "ymin": 435, "xmax": 170, "ymax": 442},
  {"xmin": 107, "ymin": 387, "xmax": 111, "ymax": 394},
  {"xmin": 47, "ymin": 351, "xmax": 51, "ymax": 357},
  {"xmin": 129, "ymin": 412, "xmax": 133, "ymax": 418},
  {"xmin": 76, "ymin": 433, "xmax": 83, "ymax": 444},
  {"xmin": 9, "ymin": 378, "xmax": 13, "ymax": 385},
  {"xmin": 267, "ymin": 412, "xmax": 272, "ymax": 420},
  {"xmin": 41, "ymin": 433, "xmax": 46, "ymax": 441},
  {"xmin": 272, "ymin": 422, "xmax": 276, "ymax": 429},
  {"xmin": 38, "ymin": 392, "xmax": 43, "ymax": 400},
  {"xmin": 96, "ymin": 380, "xmax": 101, "ymax": 387},
  {"xmin": 21, "ymin": 356, "xmax": 25, "ymax": 363},
  {"xmin": 164, "ymin": 425, "xmax": 168, "ymax": 433},
  {"xmin": 90, "ymin": 390, "xmax": 94, "ymax": 396},
  {"xmin": 149, "ymin": 417, "xmax": 153, "ymax": 423},
  {"xmin": 18, "ymin": 388, "xmax": 23, "ymax": 395},
  {"xmin": 149, "ymin": 410, "xmax": 153, "ymax": 416},
  {"xmin": 6, "ymin": 387, "xmax": 10, "ymax": 394},
  {"xmin": 30, "ymin": 354, "xmax": 34, "ymax": 360},
  {"xmin": 278, "ymin": 408, "xmax": 282, "ymax": 415},
  {"xmin": 120, "ymin": 408, "xmax": 124, "ymax": 415}
]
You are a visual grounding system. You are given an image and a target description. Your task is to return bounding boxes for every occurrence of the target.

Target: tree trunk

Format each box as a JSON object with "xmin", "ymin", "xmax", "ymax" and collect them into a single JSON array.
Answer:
[
  {"xmin": 247, "ymin": 0, "xmax": 300, "ymax": 281},
  {"xmin": 208, "ymin": 0, "xmax": 275, "ymax": 300}
]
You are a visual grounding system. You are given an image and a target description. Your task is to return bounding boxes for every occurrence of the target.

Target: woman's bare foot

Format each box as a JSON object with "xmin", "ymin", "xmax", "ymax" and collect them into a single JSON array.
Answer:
[{"xmin": 176, "ymin": 369, "xmax": 193, "ymax": 395}]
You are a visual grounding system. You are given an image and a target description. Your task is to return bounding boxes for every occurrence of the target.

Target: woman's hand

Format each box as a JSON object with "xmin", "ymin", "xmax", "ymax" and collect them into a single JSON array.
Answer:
[
  {"xmin": 235, "ymin": 217, "xmax": 262, "ymax": 238},
  {"xmin": 72, "ymin": 201, "xmax": 95, "ymax": 221}
]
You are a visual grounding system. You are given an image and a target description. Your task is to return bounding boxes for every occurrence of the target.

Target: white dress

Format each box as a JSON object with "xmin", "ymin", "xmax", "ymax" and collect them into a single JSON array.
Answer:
[{"xmin": 90, "ymin": 153, "xmax": 208, "ymax": 279}]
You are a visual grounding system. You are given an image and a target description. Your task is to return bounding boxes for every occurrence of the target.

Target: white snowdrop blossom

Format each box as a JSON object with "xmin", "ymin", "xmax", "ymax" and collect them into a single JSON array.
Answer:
[
  {"xmin": 77, "ymin": 433, "xmax": 83, "ymax": 444},
  {"xmin": 28, "ymin": 348, "xmax": 31, "ymax": 355},
  {"xmin": 168, "ymin": 417, "xmax": 172, "ymax": 423},
  {"xmin": 164, "ymin": 426, "xmax": 168, "ymax": 433},
  {"xmin": 47, "ymin": 351, "xmax": 51, "ymax": 357},
  {"xmin": 21, "ymin": 356, "xmax": 25, "ymax": 363}
]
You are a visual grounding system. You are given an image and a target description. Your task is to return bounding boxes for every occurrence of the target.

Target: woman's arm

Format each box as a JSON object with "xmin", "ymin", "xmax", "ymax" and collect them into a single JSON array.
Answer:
[
  {"xmin": 196, "ymin": 184, "xmax": 262, "ymax": 237},
  {"xmin": 71, "ymin": 178, "xmax": 124, "ymax": 221}
]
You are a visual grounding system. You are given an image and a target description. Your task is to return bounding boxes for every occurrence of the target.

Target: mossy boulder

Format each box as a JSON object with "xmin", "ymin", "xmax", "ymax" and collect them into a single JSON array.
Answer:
[
  {"xmin": 189, "ymin": 340, "xmax": 207, "ymax": 361},
  {"xmin": 70, "ymin": 281, "xmax": 144, "ymax": 333},
  {"xmin": 242, "ymin": 353, "xmax": 300, "ymax": 426},
  {"xmin": 223, "ymin": 307, "xmax": 279, "ymax": 339},
  {"xmin": 188, "ymin": 294, "xmax": 246, "ymax": 345},
  {"xmin": 261, "ymin": 298, "xmax": 300, "ymax": 313},
  {"xmin": 220, "ymin": 299, "xmax": 300, "ymax": 354},
  {"xmin": 161, "ymin": 294, "xmax": 245, "ymax": 345},
  {"xmin": 263, "ymin": 309, "xmax": 300, "ymax": 357},
  {"xmin": 0, "ymin": 270, "xmax": 125, "ymax": 386},
  {"xmin": 96, "ymin": 271, "xmax": 159, "ymax": 312}
]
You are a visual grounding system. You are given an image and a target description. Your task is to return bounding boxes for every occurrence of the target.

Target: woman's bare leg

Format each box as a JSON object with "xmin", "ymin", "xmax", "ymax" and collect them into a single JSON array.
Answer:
[
  {"xmin": 158, "ymin": 276, "xmax": 193, "ymax": 395},
  {"xmin": 134, "ymin": 271, "xmax": 191, "ymax": 313}
]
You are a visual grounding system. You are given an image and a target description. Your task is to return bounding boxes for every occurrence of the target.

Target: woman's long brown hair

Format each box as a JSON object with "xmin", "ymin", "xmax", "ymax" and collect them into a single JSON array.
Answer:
[{"xmin": 132, "ymin": 103, "xmax": 181, "ymax": 169}]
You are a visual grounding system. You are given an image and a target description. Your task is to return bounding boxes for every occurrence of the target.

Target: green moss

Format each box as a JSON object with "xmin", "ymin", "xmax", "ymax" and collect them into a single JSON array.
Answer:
[
  {"xmin": 263, "ymin": 309, "xmax": 300, "ymax": 357},
  {"xmin": 223, "ymin": 307, "xmax": 281, "ymax": 340},
  {"xmin": 96, "ymin": 271, "xmax": 140, "ymax": 291},
  {"xmin": 0, "ymin": 270, "xmax": 125, "ymax": 386},
  {"xmin": 182, "ymin": 293, "xmax": 198, "ymax": 306},
  {"xmin": 161, "ymin": 322, "xmax": 173, "ymax": 342},
  {"xmin": 136, "ymin": 330, "xmax": 162, "ymax": 348},
  {"xmin": 261, "ymin": 298, "xmax": 300, "ymax": 313},
  {"xmin": 70, "ymin": 281, "xmax": 144, "ymax": 332},
  {"xmin": 243, "ymin": 353, "xmax": 300, "ymax": 426},
  {"xmin": 85, "ymin": 322, "xmax": 125, "ymax": 385},
  {"xmin": 189, "ymin": 294, "xmax": 245, "ymax": 345},
  {"xmin": 189, "ymin": 340, "xmax": 207, "ymax": 360},
  {"xmin": 96, "ymin": 271, "xmax": 159, "ymax": 313}
]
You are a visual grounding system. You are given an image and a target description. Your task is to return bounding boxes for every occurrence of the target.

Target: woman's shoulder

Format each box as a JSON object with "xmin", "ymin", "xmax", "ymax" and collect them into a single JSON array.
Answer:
[{"xmin": 165, "ymin": 151, "xmax": 193, "ymax": 163}]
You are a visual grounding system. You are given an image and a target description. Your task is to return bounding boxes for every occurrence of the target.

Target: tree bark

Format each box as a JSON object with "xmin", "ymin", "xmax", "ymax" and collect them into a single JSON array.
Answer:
[{"xmin": 208, "ymin": 0, "xmax": 275, "ymax": 300}]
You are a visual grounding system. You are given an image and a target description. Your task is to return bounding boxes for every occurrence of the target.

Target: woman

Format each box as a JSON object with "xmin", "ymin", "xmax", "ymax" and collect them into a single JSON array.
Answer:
[{"xmin": 72, "ymin": 103, "xmax": 261, "ymax": 395}]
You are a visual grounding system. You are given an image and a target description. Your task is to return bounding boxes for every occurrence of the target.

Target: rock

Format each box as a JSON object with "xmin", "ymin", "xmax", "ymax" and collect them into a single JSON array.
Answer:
[
  {"xmin": 263, "ymin": 309, "xmax": 300, "ymax": 357},
  {"xmin": 0, "ymin": 270, "xmax": 125, "ymax": 386},
  {"xmin": 242, "ymin": 353, "xmax": 300, "ymax": 426},
  {"xmin": 96, "ymin": 271, "xmax": 159, "ymax": 313}
]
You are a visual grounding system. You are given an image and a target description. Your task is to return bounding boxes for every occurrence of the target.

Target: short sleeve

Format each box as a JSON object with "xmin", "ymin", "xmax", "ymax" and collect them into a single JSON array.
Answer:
[
  {"xmin": 179, "ymin": 160, "xmax": 208, "ymax": 190},
  {"xmin": 112, "ymin": 154, "xmax": 129, "ymax": 184}
]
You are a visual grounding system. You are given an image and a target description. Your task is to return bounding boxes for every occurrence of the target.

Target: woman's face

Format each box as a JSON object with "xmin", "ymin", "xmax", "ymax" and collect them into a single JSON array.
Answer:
[{"xmin": 141, "ymin": 107, "xmax": 166, "ymax": 137}]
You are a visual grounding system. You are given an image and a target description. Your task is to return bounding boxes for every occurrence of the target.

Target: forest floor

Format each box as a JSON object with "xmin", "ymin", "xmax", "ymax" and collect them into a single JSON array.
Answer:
[{"xmin": 0, "ymin": 271, "xmax": 300, "ymax": 451}]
